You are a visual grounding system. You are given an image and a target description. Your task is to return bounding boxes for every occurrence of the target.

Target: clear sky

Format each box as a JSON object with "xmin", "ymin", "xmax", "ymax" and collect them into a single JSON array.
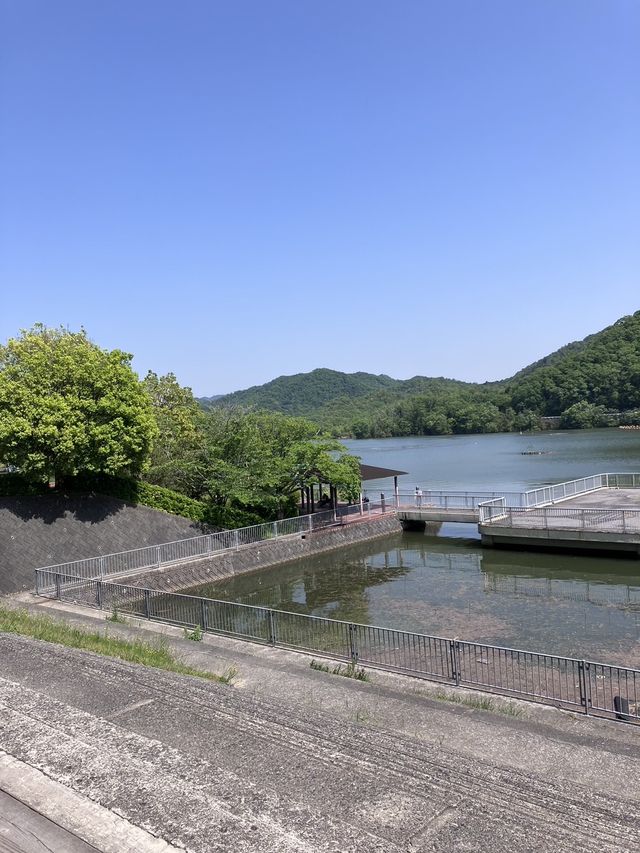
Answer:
[{"xmin": 1, "ymin": 1, "xmax": 638, "ymax": 396}]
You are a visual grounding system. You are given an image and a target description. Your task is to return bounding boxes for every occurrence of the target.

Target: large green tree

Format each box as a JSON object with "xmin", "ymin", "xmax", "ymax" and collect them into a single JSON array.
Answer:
[
  {"xmin": 142, "ymin": 371, "xmax": 204, "ymax": 492},
  {"xmin": 185, "ymin": 409, "xmax": 361, "ymax": 518},
  {"xmin": 0, "ymin": 325, "xmax": 156, "ymax": 484}
]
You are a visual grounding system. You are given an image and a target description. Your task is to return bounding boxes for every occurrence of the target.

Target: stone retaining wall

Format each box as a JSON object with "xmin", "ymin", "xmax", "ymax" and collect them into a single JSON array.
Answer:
[{"xmin": 119, "ymin": 514, "xmax": 402, "ymax": 593}]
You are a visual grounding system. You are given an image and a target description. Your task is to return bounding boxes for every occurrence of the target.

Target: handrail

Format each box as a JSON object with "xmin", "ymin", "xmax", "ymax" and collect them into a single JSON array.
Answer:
[{"xmin": 35, "ymin": 571, "xmax": 640, "ymax": 725}]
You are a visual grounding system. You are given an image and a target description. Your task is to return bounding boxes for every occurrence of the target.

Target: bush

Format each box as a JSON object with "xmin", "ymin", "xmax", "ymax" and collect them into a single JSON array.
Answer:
[{"xmin": 0, "ymin": 471, "xmax": 272, "ymax": 530}]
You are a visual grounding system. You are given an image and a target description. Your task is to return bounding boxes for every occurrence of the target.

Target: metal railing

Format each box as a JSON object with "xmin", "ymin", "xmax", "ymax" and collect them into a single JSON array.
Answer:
[
  {"xmin": 521, "ymin": 473, "xmax": 640, "ymax": 509},
  {"xmin": 34, "ymin": 500, "xmax": 392, "ymax": 591},
  {"xmin": 479, "ymin": 504, "xmax": 640, "ymax": 533},
  {"xmin": 364, "ymin": 490, "xmax": 526, "ymax": 509},
  {"xmin": 34, "ymin": 571, "xmax": 640, "ymax": 724},
  {"xmin": 522, "ymin": 474, "xmax": 607, "ymax": 508}
]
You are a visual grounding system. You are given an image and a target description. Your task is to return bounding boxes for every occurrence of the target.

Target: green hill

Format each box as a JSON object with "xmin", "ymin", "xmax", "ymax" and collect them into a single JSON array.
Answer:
[{"xmin": 203, "ymin": 312, "xmax": 640, "ymax": 437}]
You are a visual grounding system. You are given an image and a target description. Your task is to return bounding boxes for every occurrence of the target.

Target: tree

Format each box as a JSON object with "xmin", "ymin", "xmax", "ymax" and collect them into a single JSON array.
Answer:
[
  {"xmin": 559, "ymin": 401, "xmax": 606, "ymax": 430},
  {"xmin": 142, "ymin": 371, "xmax": 204, "ymax": 492},
  {"xmin": 191, "ymin": 409, "xmax": 361, "ymax": 518},
  {"xmin": 0, "ymin": 325, "xmax": 156, "ymax": 484}
]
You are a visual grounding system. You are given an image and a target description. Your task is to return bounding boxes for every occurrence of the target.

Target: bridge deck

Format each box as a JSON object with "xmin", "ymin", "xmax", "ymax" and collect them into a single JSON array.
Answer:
[
  {"xmin": 479, "ymin": 488, "xmax": 640, "ymax": 553},
  {"xmin": 393, "ymin": 488, "xmax": 640, "ymax": 554}
]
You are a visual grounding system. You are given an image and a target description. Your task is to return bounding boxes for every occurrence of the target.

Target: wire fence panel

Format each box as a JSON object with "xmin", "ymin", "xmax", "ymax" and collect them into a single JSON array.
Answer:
[
  {"xmin": 356, "ymin": 625, "xmax": 453, "ymax": 681},
  {"xmin": 158, "ymin": 537, "xmax": 211, "ymax": 565},
  {"xmin": 586, "ymin": 662, "xmax": 640, "ymax": 721},
  {"xmin": 204, "ymin": 599, "xmax": 272, "ymax": 642},
  {"xmin": 272, "ymin": 610, "xmax": 352, "ymax": 658},
  {"xmin": 456, "ymin": 642, "xmax": 586, "ymax": 710}
]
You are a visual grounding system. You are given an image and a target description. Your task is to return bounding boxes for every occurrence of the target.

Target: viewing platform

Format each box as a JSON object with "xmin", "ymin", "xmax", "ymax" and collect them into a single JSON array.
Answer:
[{"xmin": 377, "ymin": 474, "xmax": 640, "ymax": 556}]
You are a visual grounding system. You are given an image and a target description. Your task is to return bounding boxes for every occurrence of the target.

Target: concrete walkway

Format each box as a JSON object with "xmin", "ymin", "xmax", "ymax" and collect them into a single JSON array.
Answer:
[{"xmin": 1, "ymin": 594, "xmax": 640, "ymax": 852}]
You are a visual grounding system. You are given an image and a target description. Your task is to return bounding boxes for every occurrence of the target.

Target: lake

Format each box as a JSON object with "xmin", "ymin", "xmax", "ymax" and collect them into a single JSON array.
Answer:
[
  {"xmin": 344, "ymin": 428, "xmax": 640, "ymax": 494},
  {"xmin": 183, "ymin": 429, "xmax": 640, "ymax": 665}
]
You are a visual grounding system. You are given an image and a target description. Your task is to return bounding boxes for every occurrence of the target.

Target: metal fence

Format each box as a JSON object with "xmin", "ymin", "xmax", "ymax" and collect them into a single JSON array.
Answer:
[
  {"xmin": 478, "ymin": 504, "xmax": 640, "ymax": 534},
  {"xmin": 34, "ymin": 570, "xmax": 640, "ymax": 724},
  {"xmin": 34, "ymin": 501, "xmax": 392, "ymax": 590},
  {"xmin": 364, "ymin": 489, "xmax": 526, "ymax": 508}
]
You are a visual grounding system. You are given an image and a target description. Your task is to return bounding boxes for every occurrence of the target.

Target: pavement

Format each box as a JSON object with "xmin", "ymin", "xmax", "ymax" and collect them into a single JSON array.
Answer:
[{"xmin": 1, "ymin": 594, "xmax": 640, "ymax": 852}]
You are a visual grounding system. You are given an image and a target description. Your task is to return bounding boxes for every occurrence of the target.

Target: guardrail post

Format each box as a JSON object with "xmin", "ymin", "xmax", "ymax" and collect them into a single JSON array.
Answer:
[
  {"xmin": 308, "ymin": 515, "xmax": 313, "ymax": 533},
  {"xmin": 55, "ymin": 574, "xmax": 62, "ymax": 600},
  {"xmin": 449, "ymin": 640, "xmax": 460, "ymax": 686},
  {"xmin": 348, "ymin": 623, "xmax": 359, "ymax": 663},
  {"xmin": 144, "ymin": 589, "xmax": 151, "ymax": 619},
  {"xmin": 99, "ymin": 556, "xmax": 105, "ymax": 578},
  {"xmin": 272, "ymin": 521, "xmax": 278, "ymax": 539},
  {"xmin": 35, "ymin": 571, "xmax": 41, "ymax": 596},
  {"xmin": 268, "ymin": 609, "xmax": 277, "ymax": 645},
  {"xmin": 380, "ymin": 493, "xmax": 386, "ymax": 513},
  {"xmin": 234, "ymin": 530, "xmax": 240, "ymax": 550},
  {"xmin": 200, "ymin": 598, "xmax": 208, "ymax": 632},
  {"xmin": 155, "ymin": 546, "xmax": 161, "ymax": 567},
  {"xmin": 96, "ymin": 581, "xmax": 103, "ymax": 610},
  {"xmin": 578, "ymin": 661, "xmax": 591, "ymax": 715}
]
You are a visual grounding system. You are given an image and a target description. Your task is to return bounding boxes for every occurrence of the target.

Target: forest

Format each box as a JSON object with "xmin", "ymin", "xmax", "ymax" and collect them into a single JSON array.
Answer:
[{"xmin": 205, "ymin": 312, "xmax": 640, "ymax": 438}]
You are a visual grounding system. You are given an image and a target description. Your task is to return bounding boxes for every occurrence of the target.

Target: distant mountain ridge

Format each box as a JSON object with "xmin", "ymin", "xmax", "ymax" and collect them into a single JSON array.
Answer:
[{"xmin": 200, "ymin": 312, "xmax": 640, "ymax": 437}]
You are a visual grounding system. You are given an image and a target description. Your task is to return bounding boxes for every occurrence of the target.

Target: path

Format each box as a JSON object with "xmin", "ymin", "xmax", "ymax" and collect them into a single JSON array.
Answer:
[{"xmin": 1, "ymin": 597, "xmax": 640, "ymax": 852}]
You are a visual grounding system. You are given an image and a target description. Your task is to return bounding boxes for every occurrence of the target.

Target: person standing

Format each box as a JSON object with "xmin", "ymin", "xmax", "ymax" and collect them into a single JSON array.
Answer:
[{"xmin": 415, "ymin": 486, "xmax": 423, "ymax": 507}]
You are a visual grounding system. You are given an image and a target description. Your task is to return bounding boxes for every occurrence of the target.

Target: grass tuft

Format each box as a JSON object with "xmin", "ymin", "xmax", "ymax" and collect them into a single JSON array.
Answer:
[
  {"xmin": 183, "ymin": 624, "xmax": 203, "ymax": 642},
  {"xmin": 433, "ymin": 688, "xmax": 524, "ymax": 717},
  {"xmin": 0, "ymin": 606, "xmax": 231, "ymax": 683},
  {"xmin": 310, "ymin": 658, "xmax": 370, "ymax": 682},
  {"xmin": 106, "ymin": 606, "xmax": 127, "ymax": 624}
]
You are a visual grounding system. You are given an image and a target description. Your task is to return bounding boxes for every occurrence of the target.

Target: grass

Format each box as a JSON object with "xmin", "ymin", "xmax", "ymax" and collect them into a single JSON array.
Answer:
[
  {"xmin": 0, "ymin": 606, "xmax": 232, "ymax": 684},
  {"xmin": 183, "ymin": 624, "xmax": 203, "ymax": 642},
  {"xmin": 310, "ymin": 658, "xmax": 370, "ymax": 682},
  {"xmin": 433, "ymin": 688, "xmax": 524, "ymax": 717},
  {"xmin": 106, "ymin": 606, "xmax": 127, "ymax": 624}
]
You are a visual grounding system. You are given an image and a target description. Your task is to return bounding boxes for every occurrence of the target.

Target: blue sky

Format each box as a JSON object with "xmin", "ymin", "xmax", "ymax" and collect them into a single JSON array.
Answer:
[{"xmin": 2, "ymin": 1, "xmax": 638, "ymax": 395}]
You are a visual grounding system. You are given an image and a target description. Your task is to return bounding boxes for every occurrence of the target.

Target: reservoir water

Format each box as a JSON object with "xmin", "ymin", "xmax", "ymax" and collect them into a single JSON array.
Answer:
[{"xmin": 184, "ymin": 429, "xmax": 640, "ymax": 666}]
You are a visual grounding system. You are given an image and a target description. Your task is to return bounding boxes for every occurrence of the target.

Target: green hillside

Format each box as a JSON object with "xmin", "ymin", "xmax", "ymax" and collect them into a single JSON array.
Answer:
[{"xmin": 204, "ymin": 312, "xmax": 640, "ymax": 437}]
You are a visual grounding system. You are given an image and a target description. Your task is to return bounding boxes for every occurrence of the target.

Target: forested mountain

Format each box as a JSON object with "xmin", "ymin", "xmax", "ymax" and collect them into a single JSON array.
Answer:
[{"xmin": 205, "ymin": 312, "xmax": 640, "ymax": 437}]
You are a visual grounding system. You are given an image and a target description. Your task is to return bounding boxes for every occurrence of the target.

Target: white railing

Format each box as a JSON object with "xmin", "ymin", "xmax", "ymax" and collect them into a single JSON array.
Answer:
[
  {"xmin": 480, "ymin": 506, "xmax": 640, "ymax": 534},
  {"xmin": 37, "ymin": 508, "xmax": 339, "ymax": 584},
  {"xmin": 365, "ymin": 489, "xmax": 525, "ymax": 509},
  {"xmin": 35, "ymin": 499, "xmax": 393, "ymax": 590},
  {"xmin": 478, "ymin": 497, "xmax": 508, "ymax": 523},
  {"xmin": 522, "ymin": 475, "xmax": 607, "ymax": 508}
]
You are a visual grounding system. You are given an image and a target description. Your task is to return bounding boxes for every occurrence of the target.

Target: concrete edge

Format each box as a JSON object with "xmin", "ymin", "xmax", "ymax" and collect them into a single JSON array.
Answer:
[{"xmin": 0, "ymin": 750, "xmax": 184, "ymax": 853}]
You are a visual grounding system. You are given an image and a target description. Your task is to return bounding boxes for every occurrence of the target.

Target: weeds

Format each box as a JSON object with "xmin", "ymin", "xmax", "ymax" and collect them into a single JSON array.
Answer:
[
  {"xmin": 433, "ymin": 689, "xmax": 524, "ymax": 717},
  {"xmin": 106, "ymin": 606, "xmax": 127, "ymax": 624},
  {"xmin": 310, "ymin": 658, "xmax": 370, "ymax": 682},
  {"xmin": 0, "ymin": 606, "xmax": 230, "ymax": 684},
  {"xmin": 183, "ymin": 624, "xmax": 203, "ymax": 642},
  {"xmin": 219, "ymin": 665, "xmax": 239, "ymax": 684}
]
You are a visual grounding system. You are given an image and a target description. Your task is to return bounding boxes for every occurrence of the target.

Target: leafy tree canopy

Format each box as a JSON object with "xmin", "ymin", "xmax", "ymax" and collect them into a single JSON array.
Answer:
[
  {"xmin": 0, "ymin": 325, "xmax": 156, "ymax": 483},
  {"xmin": 142, "ymin": 371, "xmax": 203, "ymax": 491}
]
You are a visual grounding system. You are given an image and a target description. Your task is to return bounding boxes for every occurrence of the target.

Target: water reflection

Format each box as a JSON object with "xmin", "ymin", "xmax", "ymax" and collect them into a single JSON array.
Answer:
[{"xmin": 182, "ymin": 531, "xmax": 640, "ymax": 667}]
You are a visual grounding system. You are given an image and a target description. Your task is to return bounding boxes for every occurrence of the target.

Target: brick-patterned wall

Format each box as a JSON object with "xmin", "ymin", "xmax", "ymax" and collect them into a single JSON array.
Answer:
[{"xmin": 120, "ymin": 514, "xmax": 402, "ymax": 592}]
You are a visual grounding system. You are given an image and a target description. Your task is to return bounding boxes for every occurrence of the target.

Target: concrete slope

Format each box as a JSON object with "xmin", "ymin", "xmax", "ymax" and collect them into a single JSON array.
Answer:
[
  {"xmin": 0, "ymin": 494, "xmax": 209, "ymax": 594},
  {"xmin": 0, "ymin": 619, "xmax": 639, "ymax": 852}
]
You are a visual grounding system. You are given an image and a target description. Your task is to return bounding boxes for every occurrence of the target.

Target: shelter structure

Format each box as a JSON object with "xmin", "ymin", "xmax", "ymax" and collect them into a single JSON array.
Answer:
[{"xmin": 300, "ymin": 463, "xmax": 408, "ymax": 514}]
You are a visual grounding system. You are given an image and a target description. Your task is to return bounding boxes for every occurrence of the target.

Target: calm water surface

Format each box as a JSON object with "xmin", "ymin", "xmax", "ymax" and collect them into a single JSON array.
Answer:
[
  {"xmin": 345, "ymin": 428, "xmax": 640, "ymax": 493},
  {"xmin": 185, "ymin": 430, "xmax": 640, "ymax": 665}
]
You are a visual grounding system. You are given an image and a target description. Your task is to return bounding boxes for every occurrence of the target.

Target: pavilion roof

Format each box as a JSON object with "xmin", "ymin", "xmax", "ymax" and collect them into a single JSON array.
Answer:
[{"xmin": 359, "ymin": 463, "xmax": 408, "ymax": 481}]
